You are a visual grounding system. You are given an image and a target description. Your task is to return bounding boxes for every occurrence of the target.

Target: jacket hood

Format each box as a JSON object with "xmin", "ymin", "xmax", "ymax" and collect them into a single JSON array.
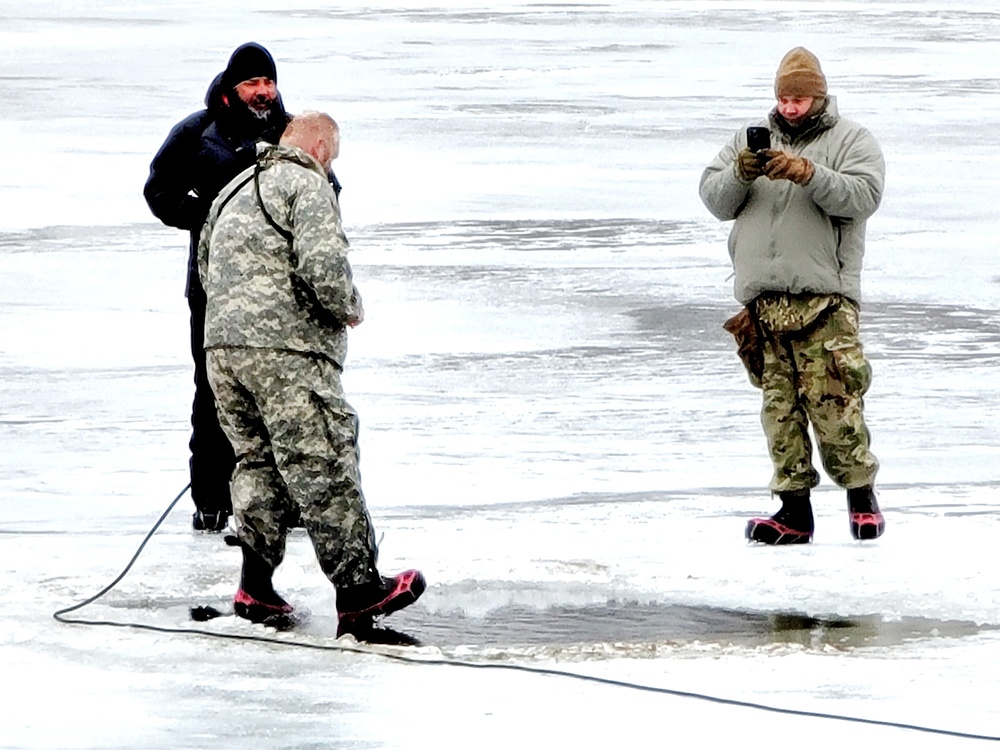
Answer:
[{"xmin": 204, "ymin": 71, "xmax": 226, "ymax": 114}]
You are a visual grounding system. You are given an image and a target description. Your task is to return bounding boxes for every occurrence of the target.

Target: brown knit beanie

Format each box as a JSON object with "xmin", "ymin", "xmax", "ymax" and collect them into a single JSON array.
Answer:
[{"xmin": 774, "ymin": 47, "xmax": 827, "ymax": 99}]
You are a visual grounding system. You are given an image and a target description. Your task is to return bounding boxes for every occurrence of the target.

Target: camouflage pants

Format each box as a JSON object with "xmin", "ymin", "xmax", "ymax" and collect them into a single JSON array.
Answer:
[
  {"xmin": 754, "ymin": 295, "xmax": 879, "ymax": 492},
  {"xmin": 206, "ymin": 347, "xmax": 377, "ymax": 588}
]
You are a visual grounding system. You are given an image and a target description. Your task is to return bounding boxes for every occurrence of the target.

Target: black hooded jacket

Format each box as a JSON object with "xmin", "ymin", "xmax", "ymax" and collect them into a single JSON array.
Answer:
[{"xmin": 143, "ymin": 74, "xmax": 289, "ymax": 287}]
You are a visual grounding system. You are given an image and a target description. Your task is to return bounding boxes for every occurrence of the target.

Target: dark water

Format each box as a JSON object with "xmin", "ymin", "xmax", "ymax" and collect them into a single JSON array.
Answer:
[{"xmin": 384, "ymin": 601, "xmax": 998, "ymax": 653}]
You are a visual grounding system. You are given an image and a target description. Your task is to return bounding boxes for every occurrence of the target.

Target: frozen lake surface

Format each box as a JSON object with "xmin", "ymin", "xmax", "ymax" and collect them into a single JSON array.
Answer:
[{"xmin": 2, "ymin": 1, "xmax": 999, "ymax": 748}]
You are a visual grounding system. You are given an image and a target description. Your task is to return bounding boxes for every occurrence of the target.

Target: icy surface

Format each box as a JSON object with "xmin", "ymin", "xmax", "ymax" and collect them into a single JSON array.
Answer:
[{"xmin": 1, "ymin": 1, "xmax": 999, "ymax": 748}]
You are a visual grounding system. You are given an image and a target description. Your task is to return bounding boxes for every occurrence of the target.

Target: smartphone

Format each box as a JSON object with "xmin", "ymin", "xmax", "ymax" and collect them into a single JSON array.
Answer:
[{"xmin": 746, "ymin": 126, "xmax": 771, "ymax": 152}]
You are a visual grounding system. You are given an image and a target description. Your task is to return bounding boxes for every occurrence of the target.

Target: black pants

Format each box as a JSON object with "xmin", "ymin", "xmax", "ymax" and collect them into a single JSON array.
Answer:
[{"xmin": 187, "ymin": 277, "xmax": 236, "ymax": 515}]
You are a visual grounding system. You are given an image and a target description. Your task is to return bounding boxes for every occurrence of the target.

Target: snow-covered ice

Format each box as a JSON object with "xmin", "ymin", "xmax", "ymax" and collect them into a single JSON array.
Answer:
[{"xmin": 1, "ymin": 2, "xmax": 999, "ymax": 748}]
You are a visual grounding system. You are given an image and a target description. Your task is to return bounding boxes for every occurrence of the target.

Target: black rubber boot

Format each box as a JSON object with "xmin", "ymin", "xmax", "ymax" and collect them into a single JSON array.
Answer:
[
  {"xmin": 337, "ymin": 570, "xmax": 426, "ymax": 637},
  {"xmin": 746, "ymin": 488, "xmax": 814, "ymax": 545},
  {"xmin": 225, "ymin": 536, "xmax": 293, "ymax": 623},
  {"xmin": 847, "ymin": 486, "xmax": 885, "ymax": 540},
  {"xmin": 192, "ymin": 508, "xmax": 230, "ymax": 532}
]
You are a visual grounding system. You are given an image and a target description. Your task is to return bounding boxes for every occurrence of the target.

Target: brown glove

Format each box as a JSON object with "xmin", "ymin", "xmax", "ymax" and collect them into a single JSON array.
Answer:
[
  {"xmin": 735, "ymin": 148, "xmax": 766, "ymax": 182},
  {"xmin": 763, "ymin": 151, "xmax": 814, "ymax": 185}
]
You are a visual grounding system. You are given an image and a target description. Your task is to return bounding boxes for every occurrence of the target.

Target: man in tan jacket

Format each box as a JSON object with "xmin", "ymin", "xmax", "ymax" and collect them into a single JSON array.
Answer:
[{"xmin": 700, "ymin": 48, "xmax": 886, "ymax": 545}]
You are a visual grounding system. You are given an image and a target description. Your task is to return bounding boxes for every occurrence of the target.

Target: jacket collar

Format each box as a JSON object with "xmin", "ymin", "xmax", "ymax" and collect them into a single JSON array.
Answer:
[
  {"xmin": 256, "ymin": 142, "xmax": 328, "ymax": 178},
  {"xmin": 770, "ymin": 95, "xmax": 839, "ymax": 144}
]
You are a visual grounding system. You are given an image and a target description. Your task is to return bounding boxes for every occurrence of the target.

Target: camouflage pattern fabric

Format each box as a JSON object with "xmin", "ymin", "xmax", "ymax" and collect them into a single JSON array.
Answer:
[
  {"xmin": 207, "ymin": 347, "xmax": 378, "ymax": 588},
  {"xmin": 199, "ymin": 141, "xmax": 377, "ymax": 589},
  {"xmin": 753, "ymin": 293, "xmax": 879, "ymax": 492},
  {"xmin": 197, "ymin": 142, "xmax": 363, "ymax": 369},
  {"xmin": 755, "ymin": 292, "xmax": 838, "ymax": 333}
]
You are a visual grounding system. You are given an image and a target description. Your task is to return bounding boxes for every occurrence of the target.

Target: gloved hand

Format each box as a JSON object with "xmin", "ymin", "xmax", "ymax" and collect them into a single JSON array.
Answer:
[
  {"xmin": 735, "ymin": 148, "xmax": 766, "ymax": 182},
  {"xmin": 347, "ymin": 286, "xmax": 365, "ymax": 327},
  {"xmin": 763, "ymin": 151, "xmax": 814, "ymax": 185}
]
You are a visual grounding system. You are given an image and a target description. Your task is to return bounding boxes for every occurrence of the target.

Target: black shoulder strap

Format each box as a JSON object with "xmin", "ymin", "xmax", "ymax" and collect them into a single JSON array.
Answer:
[
  {"xmin": 253, "ymin": 161, "xmax": 293, "ymax": 243},
  {"xmin": 215, "ymin": 172, "xmax": 254, "ymax": 217}
]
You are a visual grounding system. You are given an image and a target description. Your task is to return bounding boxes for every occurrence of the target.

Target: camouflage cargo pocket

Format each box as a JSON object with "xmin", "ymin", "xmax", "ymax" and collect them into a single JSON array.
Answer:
[{"xmin": 827, "ymin": 339, "xmax": 872, "ymax": 396}]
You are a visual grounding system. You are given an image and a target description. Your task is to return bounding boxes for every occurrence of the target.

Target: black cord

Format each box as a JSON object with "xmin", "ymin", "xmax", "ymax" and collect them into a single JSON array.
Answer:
[
  {"xmin": 52, "ymin": 485, "xmax": 1000, "ymax": 743},
  {"xmin": 53, "ymin": 482, "xmax": 190, "ymax": 623}
]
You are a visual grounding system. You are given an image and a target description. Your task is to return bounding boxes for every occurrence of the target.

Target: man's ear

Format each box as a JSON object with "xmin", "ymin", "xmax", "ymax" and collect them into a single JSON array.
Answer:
[
  {"xmin": 221, "ymin": 93, "xmax": 229, "ymax": 106},
  {"xmin": 317, "ymin": 139, "xmax": 332, "ymax": 167}
]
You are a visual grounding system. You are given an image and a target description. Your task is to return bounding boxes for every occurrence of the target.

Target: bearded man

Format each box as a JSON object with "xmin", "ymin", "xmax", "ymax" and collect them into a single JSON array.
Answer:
[{"xmin": 144, "ymin": 43, "xmax": 289, "ymax": 531}]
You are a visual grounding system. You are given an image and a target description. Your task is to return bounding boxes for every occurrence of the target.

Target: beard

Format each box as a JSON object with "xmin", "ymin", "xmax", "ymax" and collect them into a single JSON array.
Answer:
[
  {"xmin": 224, "ymin": 92, "xmax": 285, "ymax": 139},
  {"xmin": 246, "ymin": 94, "xmax": 277, "ymax": 121},
  {"xmin": 240, "ymin": 94, "xmax": 278, "ymax": 122}
]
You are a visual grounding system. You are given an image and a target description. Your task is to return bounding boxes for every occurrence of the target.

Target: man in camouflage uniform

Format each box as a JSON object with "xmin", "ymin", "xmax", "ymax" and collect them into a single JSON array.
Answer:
[
  {"xmin": 198, "ymin": 112, "xmax": 424, "ymax": 632},
  {"xmin": 700, "ymin": 47, "xmax": 886, "ymax": 544}
]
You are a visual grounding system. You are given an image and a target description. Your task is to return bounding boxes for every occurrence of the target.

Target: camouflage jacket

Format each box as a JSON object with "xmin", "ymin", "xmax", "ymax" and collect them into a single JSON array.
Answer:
[
  {"xmin": 197, "ymin": 142, "xmax": 362, "ymax": 367},
  {"xmin": 699, "ymin": 97, "xmax": 885, "ymax": 305}
]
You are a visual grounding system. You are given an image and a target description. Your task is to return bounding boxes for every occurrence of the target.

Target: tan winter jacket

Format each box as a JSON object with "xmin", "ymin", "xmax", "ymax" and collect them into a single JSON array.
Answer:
[{"xmin": 699, "ymin": 97, "xmax": 885, "ymax": 305}]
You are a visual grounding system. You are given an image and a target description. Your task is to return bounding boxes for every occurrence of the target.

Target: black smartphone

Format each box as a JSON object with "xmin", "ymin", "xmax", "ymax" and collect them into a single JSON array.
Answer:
[{"xmin": 746, "ymin": 126, "xmax": 771, "ymax": 152}]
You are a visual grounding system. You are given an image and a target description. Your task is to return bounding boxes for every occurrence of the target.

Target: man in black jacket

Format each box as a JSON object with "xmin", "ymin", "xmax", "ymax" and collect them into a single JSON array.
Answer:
[{"xmin": 145, "ymin": 42, "xmax": 289, "ymax": 531}]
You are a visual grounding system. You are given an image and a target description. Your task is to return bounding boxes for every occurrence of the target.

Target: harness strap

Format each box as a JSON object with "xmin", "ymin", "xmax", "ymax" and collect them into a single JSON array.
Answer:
[
  {"xmin": 215, "ymin": 173, "xmax": 254, "ymax": 217},
  {"xmin": 214, "ymin": 158, "xmax": 294, "ymax": 244},
  {"xmin": 254, "ymin": 161, "xmax": 293, "ymax": 242}
]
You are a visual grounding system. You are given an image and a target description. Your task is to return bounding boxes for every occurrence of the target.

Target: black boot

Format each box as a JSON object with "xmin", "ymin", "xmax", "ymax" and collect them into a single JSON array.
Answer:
[
  {"xmin": 192, "ymin": 508, "xmax": 230, "ymax": 532},
  {"xmin": 225, "ymin": 536, "xmax": 293, "ymax": 623},
  {"xmin": 847, "ymin": 486, "xmax": 885, "ymax": 540},
  {"xmin": 337, "ymin": 569, "xmax": 426, "ymax": 636},
  {"xmin": 746, "ymin": 488, "xmax": 814, "ymax": 545}
]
